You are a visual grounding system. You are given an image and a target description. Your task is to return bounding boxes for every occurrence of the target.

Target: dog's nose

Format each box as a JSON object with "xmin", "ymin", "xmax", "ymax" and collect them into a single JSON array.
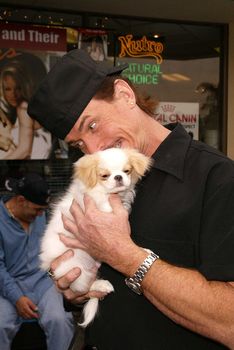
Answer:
[{"xmin": 114, "ymin": 175, "xmax": 123, "ymax": 182}]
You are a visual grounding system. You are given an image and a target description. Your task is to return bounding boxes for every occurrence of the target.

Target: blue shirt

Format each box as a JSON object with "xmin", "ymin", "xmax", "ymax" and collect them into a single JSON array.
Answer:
[{"xmin": 0, "ymin": 197, "xmax": 53, "ymax": 305}]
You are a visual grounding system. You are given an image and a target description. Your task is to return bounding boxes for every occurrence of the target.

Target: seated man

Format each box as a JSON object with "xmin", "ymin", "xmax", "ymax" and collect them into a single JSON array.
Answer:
[{"xmin": 0, "ymin": 172, "xmax": 74, "ymax": 350}]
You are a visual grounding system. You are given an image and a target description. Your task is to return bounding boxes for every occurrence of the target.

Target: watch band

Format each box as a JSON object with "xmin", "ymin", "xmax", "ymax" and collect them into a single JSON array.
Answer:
[{"xmin": 125, "ymin": 251, "xmax": 159, "ymax": 295}]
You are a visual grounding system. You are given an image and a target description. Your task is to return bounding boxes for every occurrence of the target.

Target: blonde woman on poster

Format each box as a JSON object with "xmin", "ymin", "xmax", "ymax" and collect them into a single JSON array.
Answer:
[{"xmin": 0, "ymin": 53, "xmax": 51, "ymax": 159}]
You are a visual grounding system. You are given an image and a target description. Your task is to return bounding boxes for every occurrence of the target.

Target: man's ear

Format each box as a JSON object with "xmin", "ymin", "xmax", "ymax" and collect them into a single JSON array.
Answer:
[{"xmin": 113, "ymin": 79, "xmax": 136, "ymax": 107}]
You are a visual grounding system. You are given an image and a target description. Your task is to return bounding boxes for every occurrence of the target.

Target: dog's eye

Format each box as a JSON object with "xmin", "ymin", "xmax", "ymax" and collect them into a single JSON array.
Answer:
[
  {"xmin": 100, "ymin": 174, "xmax": 109, "ymax": 180},
  {"xmin": 124, "ymin": 169, "xmax": 131, "ymax": 174}
]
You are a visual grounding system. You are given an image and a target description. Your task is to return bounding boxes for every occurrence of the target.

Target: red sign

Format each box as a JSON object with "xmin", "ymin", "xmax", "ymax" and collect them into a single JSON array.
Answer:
[{"xmin": 0, "ymin": 24, "xmax": 66, "ymax": 52}]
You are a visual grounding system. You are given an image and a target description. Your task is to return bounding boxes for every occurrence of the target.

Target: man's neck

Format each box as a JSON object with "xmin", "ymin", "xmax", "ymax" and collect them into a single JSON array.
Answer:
[
  {"xmin": 5, "ymin": 199, "xmax": 30, "ymax": 232},
  {"xmin": 140, "ymin": 116, "xmax": 171, "ymax": 156}
]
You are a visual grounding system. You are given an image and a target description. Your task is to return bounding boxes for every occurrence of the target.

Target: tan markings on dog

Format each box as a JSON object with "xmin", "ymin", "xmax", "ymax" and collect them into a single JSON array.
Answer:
[
  {"xmin": 74, "ymin": 154, "xmax": 99, "ymax": 188},
  {"xmin": 98, "ymin": 169, "xmax": 111, "ymax": 181},
  {"xmin": 123, "ymin": 165, "xmax": 132, "ymax": 175},
  {"xmin": 126, "ymin": 149, "xmax": 152, "ymax": 183}
]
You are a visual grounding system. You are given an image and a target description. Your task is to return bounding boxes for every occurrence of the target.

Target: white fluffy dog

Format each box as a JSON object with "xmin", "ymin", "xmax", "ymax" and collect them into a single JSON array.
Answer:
[{"xmin": 40, "ymin": 148, "xmax": 151, "ymax": 327}]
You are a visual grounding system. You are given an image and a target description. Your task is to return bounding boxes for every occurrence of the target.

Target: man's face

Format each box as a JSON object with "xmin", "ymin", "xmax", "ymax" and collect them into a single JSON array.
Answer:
[
  {"xmin": 21, "ymin": 200, "xmax": 47, "ymax": 223},
  {"xmin": 65, "ymin": 96, "xmax": 142, "ymax": 154}
]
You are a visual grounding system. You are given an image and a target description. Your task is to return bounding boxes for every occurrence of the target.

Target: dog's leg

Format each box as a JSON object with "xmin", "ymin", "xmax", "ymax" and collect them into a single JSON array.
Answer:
[
  {"xmin": 78, "ymin": 279, "xmax": 114, "ymax": 328},
  {"xmin": 89, "ymin": 279, "xmax": 114, "ymax": 293}
]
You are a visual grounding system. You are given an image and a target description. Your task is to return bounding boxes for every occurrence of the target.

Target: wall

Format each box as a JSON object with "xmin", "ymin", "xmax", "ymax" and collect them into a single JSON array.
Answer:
[{"xmin": 227, "ymin": 22, "xmax": 234, "ymax": 160}]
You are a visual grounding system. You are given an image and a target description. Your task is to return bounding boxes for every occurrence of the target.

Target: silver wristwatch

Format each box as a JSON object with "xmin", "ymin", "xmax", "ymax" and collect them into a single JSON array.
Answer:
[{"xmin": 125, "ymin": 251, "xmax": 159, "ymax": 295}]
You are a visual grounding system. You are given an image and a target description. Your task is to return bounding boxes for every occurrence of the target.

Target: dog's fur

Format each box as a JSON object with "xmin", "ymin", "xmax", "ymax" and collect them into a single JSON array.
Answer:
[{"xmin": 40, "ymin": 148, "xmax": 151, "ymax": 327}]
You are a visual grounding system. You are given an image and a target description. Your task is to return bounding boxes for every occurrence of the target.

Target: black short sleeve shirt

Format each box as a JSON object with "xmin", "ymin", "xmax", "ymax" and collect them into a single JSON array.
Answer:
[{"xmin": 86, "ymin": 123, "xmax": 234, "ymax": 350}]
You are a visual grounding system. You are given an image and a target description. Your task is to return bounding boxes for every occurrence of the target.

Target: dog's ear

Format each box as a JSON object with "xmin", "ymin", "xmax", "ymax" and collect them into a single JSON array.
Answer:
[
  {"xmin": 73, "ymin": 154, "xmax": 99, "ymax": 188},
  {"xmin": 126, "ymin": 149, "xmax": 152, "ymax": 180}
]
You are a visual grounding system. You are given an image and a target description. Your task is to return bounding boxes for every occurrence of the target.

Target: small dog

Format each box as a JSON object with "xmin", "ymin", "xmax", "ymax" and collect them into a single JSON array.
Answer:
[{"xmin": 40, "ymin": 147, "xmax": 151, "ymax": 327}]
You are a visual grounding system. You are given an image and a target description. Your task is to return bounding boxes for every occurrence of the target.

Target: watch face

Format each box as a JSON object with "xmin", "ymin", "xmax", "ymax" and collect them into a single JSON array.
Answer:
[
  {"xmin": 125, "ymin": 278, "xmax": 142, "ymax": 295},
  {"xmin": 125, "ymin": 252, "xmax": 159, "ymax": 295}
]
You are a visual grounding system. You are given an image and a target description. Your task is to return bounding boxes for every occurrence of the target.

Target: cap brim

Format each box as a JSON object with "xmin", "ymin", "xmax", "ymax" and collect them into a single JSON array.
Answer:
[{"xmin": 28, "ymin": 49, "xmax": 128, "ymax": 140}]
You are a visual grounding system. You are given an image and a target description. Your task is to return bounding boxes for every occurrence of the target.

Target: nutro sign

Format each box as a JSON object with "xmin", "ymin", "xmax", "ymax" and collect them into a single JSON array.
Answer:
[
  {"xmin": 118, "ymin": 34, "xmax": 163, "ymax": 63},
  {"xmin": 118, "ymin": 34, "xmax": 164, "ymax": 85}
]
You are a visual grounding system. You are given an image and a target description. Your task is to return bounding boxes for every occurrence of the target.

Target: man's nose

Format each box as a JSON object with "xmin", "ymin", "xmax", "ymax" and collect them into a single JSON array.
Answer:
[{"xmin": 85, "ymin": 140, "xmax": 106, "ymax": 154}]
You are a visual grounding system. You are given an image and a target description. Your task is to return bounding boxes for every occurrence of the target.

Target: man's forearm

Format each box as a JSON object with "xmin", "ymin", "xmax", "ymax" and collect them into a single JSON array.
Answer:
[
  {"xmin": 107, "ymin": 243, "xmax": 234, "ymax": 348},
  {"xmin": 61, "ymin": 197, "xmax": 234, "ymax": 347},
  {"xmin": 141, "ymin": 257, "xmax": 234, "ymax": 348}
]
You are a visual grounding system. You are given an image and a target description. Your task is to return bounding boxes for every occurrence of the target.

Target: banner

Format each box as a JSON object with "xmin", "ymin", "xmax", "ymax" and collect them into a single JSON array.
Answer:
[
  {"xmin": 0, "ymin": 23, "xmax": 66, "ymax": 52},
  {"xmin": 155, "ymin": 102, "xmax": 199, "ymax": 139},
  {"xmin": 0, "ymin": 23, "xmax": 67, "ymax": 160}
]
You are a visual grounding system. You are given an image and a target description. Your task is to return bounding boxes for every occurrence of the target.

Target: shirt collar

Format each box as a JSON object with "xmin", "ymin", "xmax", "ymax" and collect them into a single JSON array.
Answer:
[
  {"xmin": 151, "ymin": 123, "xmax": 192, "ymax": 181},
  {"xmin": 0, "ymin": 197, "xmax": 12, "ymax": 219}
]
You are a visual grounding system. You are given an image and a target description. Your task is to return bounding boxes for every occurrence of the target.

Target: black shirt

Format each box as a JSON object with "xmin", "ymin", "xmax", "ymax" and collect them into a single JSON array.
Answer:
[{"xmin": 86, "ymin": 123, "xmax": 234, "ymax": 349}]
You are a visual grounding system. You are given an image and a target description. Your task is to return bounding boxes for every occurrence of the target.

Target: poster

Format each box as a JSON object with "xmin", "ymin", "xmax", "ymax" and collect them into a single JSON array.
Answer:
[
  {"xmin": 0, "ymin": 23, "xmax": 67, "ymax": 160},
  {"xmin": 155, "ymin": 102, "xmax": 199, "ymax": 139},
  {"xmin": 78, "ymin": 28, "xmax": 108, "ymax": 61}
]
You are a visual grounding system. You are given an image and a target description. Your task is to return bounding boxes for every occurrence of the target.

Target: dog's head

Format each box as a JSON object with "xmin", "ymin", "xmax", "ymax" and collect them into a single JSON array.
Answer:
[{"xmin": 73, "ymin": 148, "xmax": 152, "ymax": 193}]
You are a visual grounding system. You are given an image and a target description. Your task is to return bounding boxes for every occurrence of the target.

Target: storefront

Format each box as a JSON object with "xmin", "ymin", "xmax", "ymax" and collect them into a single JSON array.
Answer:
[{"xmin": 0, "ymin": 6, "xmax": 228, "ymax": 196}]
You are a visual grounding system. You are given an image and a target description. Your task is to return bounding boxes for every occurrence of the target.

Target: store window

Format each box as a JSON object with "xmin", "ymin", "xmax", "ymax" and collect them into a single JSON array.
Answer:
[
  {"xmin": 115, "ymin": 25, "xmax": 222, "ymax": 149},
  {"xmin": 0, "ymin": 7, "xmax": 227, "ymax": 196}
]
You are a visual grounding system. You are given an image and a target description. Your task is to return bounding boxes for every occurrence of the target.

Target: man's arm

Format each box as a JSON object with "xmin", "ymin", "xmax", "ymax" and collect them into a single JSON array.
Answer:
[
  {"xmin": 59, "ymin": 195, "xmax": 234, "ymax": 348},
  {"xmin": 0, "ymin": 237, "xmax": 24, "ymax": 305},
  {"xmin": 142, "ymin": 259, "xmax": 234, "ymax": 348}
]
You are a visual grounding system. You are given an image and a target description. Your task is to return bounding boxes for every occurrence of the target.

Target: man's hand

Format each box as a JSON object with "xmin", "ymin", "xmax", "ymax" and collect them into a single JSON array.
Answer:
[
  {"xmin": 16, "ymin": 296, "xmax": 39, "ymax": 319},
  {"xmin": 50, "ymin": 250, "xmax": 108, "ymax": 304},
  {"xmin": 60, "ymin": 194, "xmax": 136, "ymax": 270}
]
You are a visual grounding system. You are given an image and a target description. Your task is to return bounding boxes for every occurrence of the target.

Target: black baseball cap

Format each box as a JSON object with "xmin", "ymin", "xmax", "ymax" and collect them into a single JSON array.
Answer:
[
  {"xmin": 5, "ymin": 173, "xmax": 50, "ymax": 206},
  {"xmin": 27, "ymin": 49, "xmax": 128, "ymax": 140}
]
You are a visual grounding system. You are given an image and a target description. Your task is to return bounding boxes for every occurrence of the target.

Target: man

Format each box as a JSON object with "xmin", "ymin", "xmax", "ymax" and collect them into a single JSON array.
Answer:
[
  {"xmin": 28, "ymin": 49, "xmax": 234, "ymax": 349},
  {"xmin": 0, "ymin": 172, "xmax": 74, "ymax": 350}
]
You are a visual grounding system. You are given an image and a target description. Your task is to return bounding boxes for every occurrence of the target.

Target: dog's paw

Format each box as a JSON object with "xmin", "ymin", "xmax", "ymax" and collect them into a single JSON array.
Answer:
[{"xmin": 90, "ymin": 279, "xmax": 114, "ymax": 293}]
